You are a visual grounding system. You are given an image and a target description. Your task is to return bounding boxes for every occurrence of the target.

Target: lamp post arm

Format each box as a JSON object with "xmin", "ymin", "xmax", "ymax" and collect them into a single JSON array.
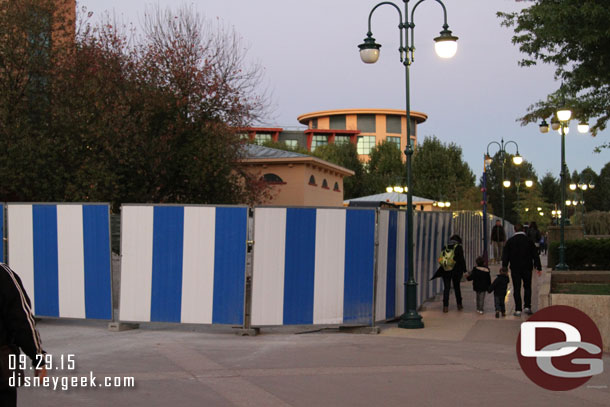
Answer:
[
  {"xmin": 503, "ymin": 140, "xmax": 520, "ymax": 155},
  {"xmin": 486, "ymin": 141, "xmax": 501, "ymax": 157},
  {"xmin": 367, "ymin": 2, "xmax": 405, "ymax": 62}
]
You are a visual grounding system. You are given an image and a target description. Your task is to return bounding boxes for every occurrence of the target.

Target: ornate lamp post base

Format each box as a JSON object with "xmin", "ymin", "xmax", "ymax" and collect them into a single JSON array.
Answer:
[{"xmin": 398, "ymin": 281, "xmax": 424, "ymax": 329}]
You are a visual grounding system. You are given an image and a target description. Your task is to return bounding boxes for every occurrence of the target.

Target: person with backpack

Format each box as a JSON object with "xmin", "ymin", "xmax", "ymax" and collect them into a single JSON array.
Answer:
[
  {"xmin": 466, "ymin": 256, "xmax": 491, "ymax": 314},
  {"xmin": 431, "ymin": 234, "xmax": 467, "ymax": 313},
  {"xmin": 487, "ymin": 267, "xmax": 510, "ymax": 318}
]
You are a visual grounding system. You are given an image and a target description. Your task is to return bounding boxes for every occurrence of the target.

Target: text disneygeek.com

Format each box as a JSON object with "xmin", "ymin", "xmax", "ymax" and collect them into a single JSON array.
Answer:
[{"xmin": 10, "ymin": 372, "xmax": 136, "ymax": 391}]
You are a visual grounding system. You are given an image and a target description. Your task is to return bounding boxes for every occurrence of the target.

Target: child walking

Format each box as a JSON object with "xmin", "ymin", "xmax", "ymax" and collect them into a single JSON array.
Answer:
[
  {"xmin": 488, "ymin": 267, "xmax": 510, "ymax": 318},
  {"xmin": 466, "ymin": 256, "xmax": 491, "ymax": 314}
]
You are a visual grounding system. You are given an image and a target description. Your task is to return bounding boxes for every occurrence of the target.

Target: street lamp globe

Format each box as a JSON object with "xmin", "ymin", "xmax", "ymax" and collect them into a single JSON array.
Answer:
[
  {"xmin": 569, "ymin": 183, "xmax": 577, "ymax": 191},
  {"xmin": 557, "ymin": 108, "xmax": 572, "ymax": 122},
  {"xmin": 557, "ymin": 126, "xmax": 570, "ymax": 135},
  {"xmin": 589, "ymin": 183, "xmax": 595, "ymax": 189},
  {"xmin": 578, "ymin": 122, "xmax": 590, "ymax": 133},
  {"xmin": 525, "ymin": 180, "xmax": 534, "ymax": 188},
  {"xmin": 579, "ymin": 183, "xmax": 588, "ymax": 191},
  {"xmin": 512, "ymin": 154, "xmax": 523, "ymax": 165},
  {"xmin": 433, "ymin": 29, "xmax": 458, "ymax": 59},
  {"xmin": 503, "ymin": 180, "xmax": 511, "ymax": 188},
  {"xmin": 386, "ymin": 186, "xmax": 393, "ymax": 193},
  {"xmin": 539, "ymin": 119, "xmax": 550, "ymax": 133},
  {"xmin": 358, "ymin": 35, "xmax": 381, "ymax": 64}
]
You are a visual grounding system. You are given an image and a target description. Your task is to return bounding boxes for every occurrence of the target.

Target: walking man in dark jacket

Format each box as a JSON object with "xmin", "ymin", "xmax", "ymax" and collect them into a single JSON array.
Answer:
[
  {"xmin": 1, "ymin": 263, "xmax": 46, "ymax": 406},
  {"xmin": 490, "ymin": 220, "xmax": 506, "ymax": 264},
  {"xmin": 501, "ymin": 223, "xmax": 542, "ymax": 316}
]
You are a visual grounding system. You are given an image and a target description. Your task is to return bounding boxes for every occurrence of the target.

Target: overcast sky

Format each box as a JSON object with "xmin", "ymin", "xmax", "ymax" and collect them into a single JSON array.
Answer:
[{"xmin": 79, "ymin": 0, "xmax": 608, "ymax": 181}]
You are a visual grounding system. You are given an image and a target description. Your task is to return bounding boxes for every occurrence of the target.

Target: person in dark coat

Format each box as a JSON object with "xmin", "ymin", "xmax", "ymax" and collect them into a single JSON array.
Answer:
[
  {"xmin": 502, "ymin": 223, "xmax": 542, "ymax": 316},
  {"xmin": 490, "ymin": 220, "xmax": 506, "ymax": 264},
  {"xmin": 466, "ymin": 256, "xmax": 491, "ymax": 314},
  {"xmin": 488, "ymin": 267, "xmax": 510, "ymax": 318},
  {"xmin": 527, "ymin": 221, "xmax": 542, "ymax": 254},
  {"xmin": 432, "ymin": 234, "xmax": 467, "ymax": 313},
  {"xmin": 0, "ymin": 263, "xmax": 46, "ymax": 406}
]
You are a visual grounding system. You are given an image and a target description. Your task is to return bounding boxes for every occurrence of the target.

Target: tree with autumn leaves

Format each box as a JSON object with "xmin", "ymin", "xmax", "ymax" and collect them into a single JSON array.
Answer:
[{"xmin": 0, "ymin": 2, "xmax": 271, "ymax": 210}]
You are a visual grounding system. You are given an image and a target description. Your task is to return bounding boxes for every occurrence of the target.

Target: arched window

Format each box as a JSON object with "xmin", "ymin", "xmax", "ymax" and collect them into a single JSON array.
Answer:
[
  {"xmin": 308, "ymin": 175, "xmax": 317, "ymax": 186},
  {"xmin": 334, "ymin": 182, "xmax": 341, "ymax": 192},
  {"xmin": 262, "ymin": 173, "xmax": 285, "ymax": 184},
  {"xmin": 322, "ymin": 179, "xmax": 329, "ymax": 189}
]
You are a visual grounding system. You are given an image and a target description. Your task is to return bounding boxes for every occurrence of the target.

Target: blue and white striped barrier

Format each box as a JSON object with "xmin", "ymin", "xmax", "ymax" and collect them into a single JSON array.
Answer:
[
  {"xmin": 119, "ymin": 205, "xmax": 248, "ymax": 325},
  {"xmin": 251, "ymin": 207, "xmax": 376, "ymax": 326},
  {"xmin": 7, "ymin": 203, "xmax": 112, "ymax": 319},
  {"xmin": 375, "ymin": 210, "xmax": 405, "ymax": 322}
]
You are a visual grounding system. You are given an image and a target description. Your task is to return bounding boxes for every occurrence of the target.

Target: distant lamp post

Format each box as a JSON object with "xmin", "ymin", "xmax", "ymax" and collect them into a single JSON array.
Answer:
[
  {"xmin": 359, "ymin": 0, "xmax": 457, "ymax": 330},
  {"xmin": 485, "ymin": 139, "xmax": 522, "ymax": 228}
]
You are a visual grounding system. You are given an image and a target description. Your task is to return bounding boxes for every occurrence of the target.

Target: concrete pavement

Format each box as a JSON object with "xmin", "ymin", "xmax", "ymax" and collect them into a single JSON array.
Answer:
[{"xmin": 19, "ymin": 257, "xmax": 610, "ymax": 407}]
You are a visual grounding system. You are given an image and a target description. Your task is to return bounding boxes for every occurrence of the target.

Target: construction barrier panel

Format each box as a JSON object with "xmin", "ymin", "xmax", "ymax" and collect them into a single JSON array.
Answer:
[
  {"xmin": 251, "ymin": 207, "xmax": 376, "ymax": 326},
  {"xmin": 7, "ymin": 203, "xmax": 112, "ymax": 319},
  {"xmin": 119, "ymin": 205, "xmax": 248, "ymax": 325}
]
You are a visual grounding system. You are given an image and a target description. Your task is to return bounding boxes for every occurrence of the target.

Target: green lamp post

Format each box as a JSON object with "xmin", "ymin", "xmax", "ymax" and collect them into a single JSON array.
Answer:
[
  {"xmin": 539, "ymin": 104, "xmax": 589, "ymax": 270},
  {"xmin": 358, "ymin": 0, "xmax": 458, "ymax": 329}
]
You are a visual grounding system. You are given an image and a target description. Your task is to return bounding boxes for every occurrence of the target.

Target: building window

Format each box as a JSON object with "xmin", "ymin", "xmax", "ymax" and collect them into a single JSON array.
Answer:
[
  {"xmin": 255, "ymin": 133, "xmax": 272, "ymax": 145},
  {"xmin": 284, "ymin": 140, "xmax": 298, "ymax": 149},
  {"xmin": 357, "ymin": 136, "xmax": 376, "ymax": 155},
  {"xmin": 386, "ymin": 136, "xmax": 401, "ymax": 149},
  {"xmin": 311, "ymin": 119, "xmax": 318, "ymax": 129},
  {"xmin": 262, "ymin": 173, "xmax": 285, "ymax": 184},
  {"xmin": 334, "ymin": 135, "xmax": 351, "ymax": 145},
  {"xmin": 357, "ymin": 114, "xmax": 376, "ymax": 133},
  {"xmin": 311, "ymin": 135, "xmax": 328, "ymax": 152},
  {"xmin": 334, "ymin": 182, "xmax": 341, "ymax": 192},
  {"xmin": 309, "ymin": 175, "xmax": 317, "ymax": 186},
  {"xmin": 329, "ymin": 115, "xmax": 346, "ymax": 130},
  {"xmin": 237, "ymin": 133, "xmax": 250, "ymax": 140},
  {"xmin": 386, "ymin": 115, "xmax": 402, "ymax": 134},
  {"xmin": 322, "ymin": 179, "xmax": 329, "ymax": 189}
]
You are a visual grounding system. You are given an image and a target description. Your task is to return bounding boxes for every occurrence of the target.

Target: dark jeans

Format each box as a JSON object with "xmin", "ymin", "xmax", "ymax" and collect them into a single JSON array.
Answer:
[
  {"xmin": 475, "ymin": 291, "xmax": 486, "ymax": 311},
  {"xmin": 511, "ymin": 270, "xmax": 532, "ymax": 311},
  {"xmin": 494, "ymin": 294, "xmax": 506, "ymax": 312},
  {"xmin": 442, "ymin": 272, "xmax": 463, "ymax": 307}
]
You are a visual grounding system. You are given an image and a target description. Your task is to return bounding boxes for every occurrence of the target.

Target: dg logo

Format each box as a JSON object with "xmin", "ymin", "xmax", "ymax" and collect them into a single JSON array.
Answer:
[{"xmin": 517, "ymin": 305, "xmax": 604, "ymax": 391}]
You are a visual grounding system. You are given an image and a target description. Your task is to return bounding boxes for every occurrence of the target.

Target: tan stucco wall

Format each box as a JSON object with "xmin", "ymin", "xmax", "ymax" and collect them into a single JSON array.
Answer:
[{"xmin": 246, "ymin": 163, "xmax": 347, "ymax": 207}]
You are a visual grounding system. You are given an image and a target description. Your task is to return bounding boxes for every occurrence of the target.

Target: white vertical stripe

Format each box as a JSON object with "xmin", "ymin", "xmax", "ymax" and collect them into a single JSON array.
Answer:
[
  {"xmin": 313, "ymin": 209, "xmax": 346, "ymax": 325},
  {"xmin": 181, "ymin": 207, "xmax": 216, "ymax": 324},
  {"xmin": 375, "ymin": 211, "xmax": 388, "ymax": 322},
  {"xmin": 251, "ymin": 208, "xmax": 286, "ymax": 326},
  {"xmin": 7, "ymin": 205, "xmax": 35, "ymax": 311},
  {"xmin": 395, "ymin": 212, "xmax": 406, "ymax": 316},
  {"xmin": 119, "ymin": 206, "xmax": 154, "ymax": 322},
  {"xmin": 56, "ymin": 205, "xmax": 86, "ymax": 318}
]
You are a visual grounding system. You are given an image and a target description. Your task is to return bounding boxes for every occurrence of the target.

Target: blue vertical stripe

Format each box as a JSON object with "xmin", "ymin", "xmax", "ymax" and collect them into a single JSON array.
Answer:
[
  {"xmin": 151, "ymin": 206, "xmax": 184, "ymax": 323},
  {"xmin": 344, "ymin": 210, "xmax": 375, "ymax": 324},
  {"xmin": 82, "ymin": 205, "xmax": 112, "ymax": 319},
  {"xmin": 283, "ymin": 208, "xmax": 316, "ymax": 325},
  {"xmin": 212, "ymin": 207, "xmax": 247, "ymax": 325},
  {"xmin": 32, "ymin": 205, "xmax": 59, "ymax": 317},
  {"xmin": 385, "ymin": 211, "xmax": 397, "ymax": 319}
]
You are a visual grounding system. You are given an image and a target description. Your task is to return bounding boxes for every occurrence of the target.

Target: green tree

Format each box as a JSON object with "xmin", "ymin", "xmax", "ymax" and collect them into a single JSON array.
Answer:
[
  {"xmin": 539, "ymin": 172, "xmax": 560, "ymax": 205},
  {"xmin": 366, "ymin": 140, "xmax": 405, "ymax": 195},
  {"xmin": 412, "ymin": 136, "xmax": 475, "ymax": 206},
  {"xmin": 498, "ymin": 0, "xmax": 610, "ymax": 150},
  {"xmin": 597, "ymin": 162, "xmax": 610, "ymax": 211}
]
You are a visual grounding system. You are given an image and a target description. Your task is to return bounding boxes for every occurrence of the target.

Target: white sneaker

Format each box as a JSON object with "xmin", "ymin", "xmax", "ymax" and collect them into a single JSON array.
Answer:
[
  {"xmin": 513, "ymin": 311, "xmax": 522, "ymax": 317},
  {"xmin": 524, "ymin": 308, "xmax": 533, "ymax": 315}
]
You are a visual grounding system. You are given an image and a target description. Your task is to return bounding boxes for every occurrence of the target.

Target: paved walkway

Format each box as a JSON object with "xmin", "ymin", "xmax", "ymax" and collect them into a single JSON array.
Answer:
[{"xmin": 19, "ymin": 256, "xmax": 609, "ymax": 407}]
